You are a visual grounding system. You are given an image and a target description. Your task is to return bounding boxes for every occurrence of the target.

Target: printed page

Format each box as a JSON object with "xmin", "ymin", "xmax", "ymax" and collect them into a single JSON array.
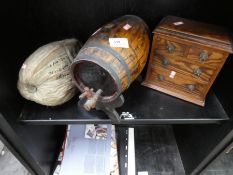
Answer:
[{"xmin": 59, "ymin": 124, "xmax": 112, "ymax": 175}]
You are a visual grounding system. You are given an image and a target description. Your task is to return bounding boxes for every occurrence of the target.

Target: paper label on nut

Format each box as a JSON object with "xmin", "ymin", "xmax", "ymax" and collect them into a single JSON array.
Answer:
[
  {"xmin": 173, "ymin": 21, "xmax": 184, "ymax": 26},
  {"xmin": 21, "ymin": 63, "xmax": 27, "ymax": 69},
  {"xmin": 109, "ymin": 38, "xmax": 129, "ymax": 48}
]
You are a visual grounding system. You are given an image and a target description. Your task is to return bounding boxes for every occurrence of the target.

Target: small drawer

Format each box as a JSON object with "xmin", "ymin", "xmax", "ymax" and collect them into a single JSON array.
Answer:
[
  {"xmin": 147, "ymin": 66, "xmax": 206, "ymax": 98},
  {"xmin": 154, "ymin": 36, "xmax": 187, "ymax": 58},
  {"xmin": 187, "ymin": 47, "xmax": 226, "ymax": 68},
  {"xmin": 151, "ymin": 55, "xmax": 215, "ymax": 84}
]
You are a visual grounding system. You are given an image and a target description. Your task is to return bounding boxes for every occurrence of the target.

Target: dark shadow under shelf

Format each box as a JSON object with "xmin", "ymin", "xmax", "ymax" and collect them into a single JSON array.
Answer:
[{"xmin": 19, "ymin": 82, "xmax": 229, "ymax": 125}]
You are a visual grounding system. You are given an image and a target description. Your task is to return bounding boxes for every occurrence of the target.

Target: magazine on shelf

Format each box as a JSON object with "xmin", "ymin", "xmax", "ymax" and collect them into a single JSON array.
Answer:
[
  {"xmin": 110, "ymin": 125, "xmax": 119, "ymax": 175},
  {"xmin": 53, "ymin": 125, "xmax": 138, "ymax": 175},
  {"xmin": 55, "ymin": 124, "xmax": 117, "ymax": 175}
]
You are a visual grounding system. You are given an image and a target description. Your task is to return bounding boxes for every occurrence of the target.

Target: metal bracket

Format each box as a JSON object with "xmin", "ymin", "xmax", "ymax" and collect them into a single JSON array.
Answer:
[
  {"xmin": 95, "ymin": 95, "xmax": 124, "ymax": 123},
  {"xmin": 78, "ymin": 87, "xmax": 124, "ymax": 123},
  {"xmin": 120, "ymin": 112, "xmax": 134, "ymax": 120}
]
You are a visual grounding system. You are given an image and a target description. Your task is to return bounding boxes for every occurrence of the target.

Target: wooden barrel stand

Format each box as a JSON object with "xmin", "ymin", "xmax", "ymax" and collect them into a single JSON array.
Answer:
[{"xmin": 71, "ymin": 15, "xmax": 150, "ymax": 122}]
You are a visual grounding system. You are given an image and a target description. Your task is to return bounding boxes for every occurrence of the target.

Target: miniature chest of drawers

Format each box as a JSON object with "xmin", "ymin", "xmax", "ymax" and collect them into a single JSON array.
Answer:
[{"xmin": 142, "ymin": 16, "xmax": 233, "ymax": 106}]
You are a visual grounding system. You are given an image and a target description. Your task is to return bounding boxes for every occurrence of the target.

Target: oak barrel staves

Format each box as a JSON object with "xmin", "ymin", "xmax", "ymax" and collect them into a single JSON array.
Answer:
[{"xmin": 72, "ymin": 15, "xmax": 150, "ymax": 103}]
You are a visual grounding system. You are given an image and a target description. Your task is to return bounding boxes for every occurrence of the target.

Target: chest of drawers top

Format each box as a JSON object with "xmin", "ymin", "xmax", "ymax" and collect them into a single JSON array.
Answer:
[
  {"xmin": 142, "ymin": 16, "xmax": 233, "ymax": 106},
  {"xmin": 154, "ymin": 16, "xmax": 233, "ymax": 53}
]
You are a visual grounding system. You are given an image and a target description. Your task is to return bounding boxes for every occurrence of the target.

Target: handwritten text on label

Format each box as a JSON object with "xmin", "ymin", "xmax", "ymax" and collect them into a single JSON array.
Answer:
[{"xmin": 109, "ymin": 38, "xmax": 129, "ymax": 48}]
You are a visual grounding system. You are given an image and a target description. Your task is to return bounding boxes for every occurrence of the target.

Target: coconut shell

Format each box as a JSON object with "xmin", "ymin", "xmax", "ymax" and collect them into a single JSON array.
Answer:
[{"xmin": 18, "ymin": 39, "xmax": 81, "ymax": 106}]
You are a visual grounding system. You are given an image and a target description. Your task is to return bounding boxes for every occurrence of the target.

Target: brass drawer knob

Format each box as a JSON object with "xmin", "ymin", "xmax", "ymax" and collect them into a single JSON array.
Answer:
[
  {"xmin": 167, "ymin": 43, "xmax": 175, "ymax": 53},
  {"xmin": 162, "ymin": 58, "xmax": 169, "ymax": 67},
  {"xmin": 187, "ymin": 84, "xmax": 195, "ymax": 91},
  {"xmin": 158, "ymin": 75, "xmax": 164, "ymax": 81},
  {"xmin": 193, "ymin": 68, "xmax": 202, "ymax": 77},
  {"xmin": 199, "ymin": 51, "xmax": 208, "ymax": 62}
]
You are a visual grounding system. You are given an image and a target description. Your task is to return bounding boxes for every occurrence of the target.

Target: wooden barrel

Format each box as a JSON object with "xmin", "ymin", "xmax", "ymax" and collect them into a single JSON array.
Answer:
[{"xmin": 71, "ymin": 15, "xmax": 150, "ymax": 103}]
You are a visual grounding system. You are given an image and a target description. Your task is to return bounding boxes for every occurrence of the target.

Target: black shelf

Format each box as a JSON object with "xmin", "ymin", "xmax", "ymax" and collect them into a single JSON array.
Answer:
[
  {"xmin": 134, "ymin": 125, "xmax": 185, "ymax": 174},
  {"xmin": 117, "ymin": 125, "xmax": 185, "ymax": 174},
  {"xmin": 19, "ymin": 82, "xmax": 229, "ymax": 125}
]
